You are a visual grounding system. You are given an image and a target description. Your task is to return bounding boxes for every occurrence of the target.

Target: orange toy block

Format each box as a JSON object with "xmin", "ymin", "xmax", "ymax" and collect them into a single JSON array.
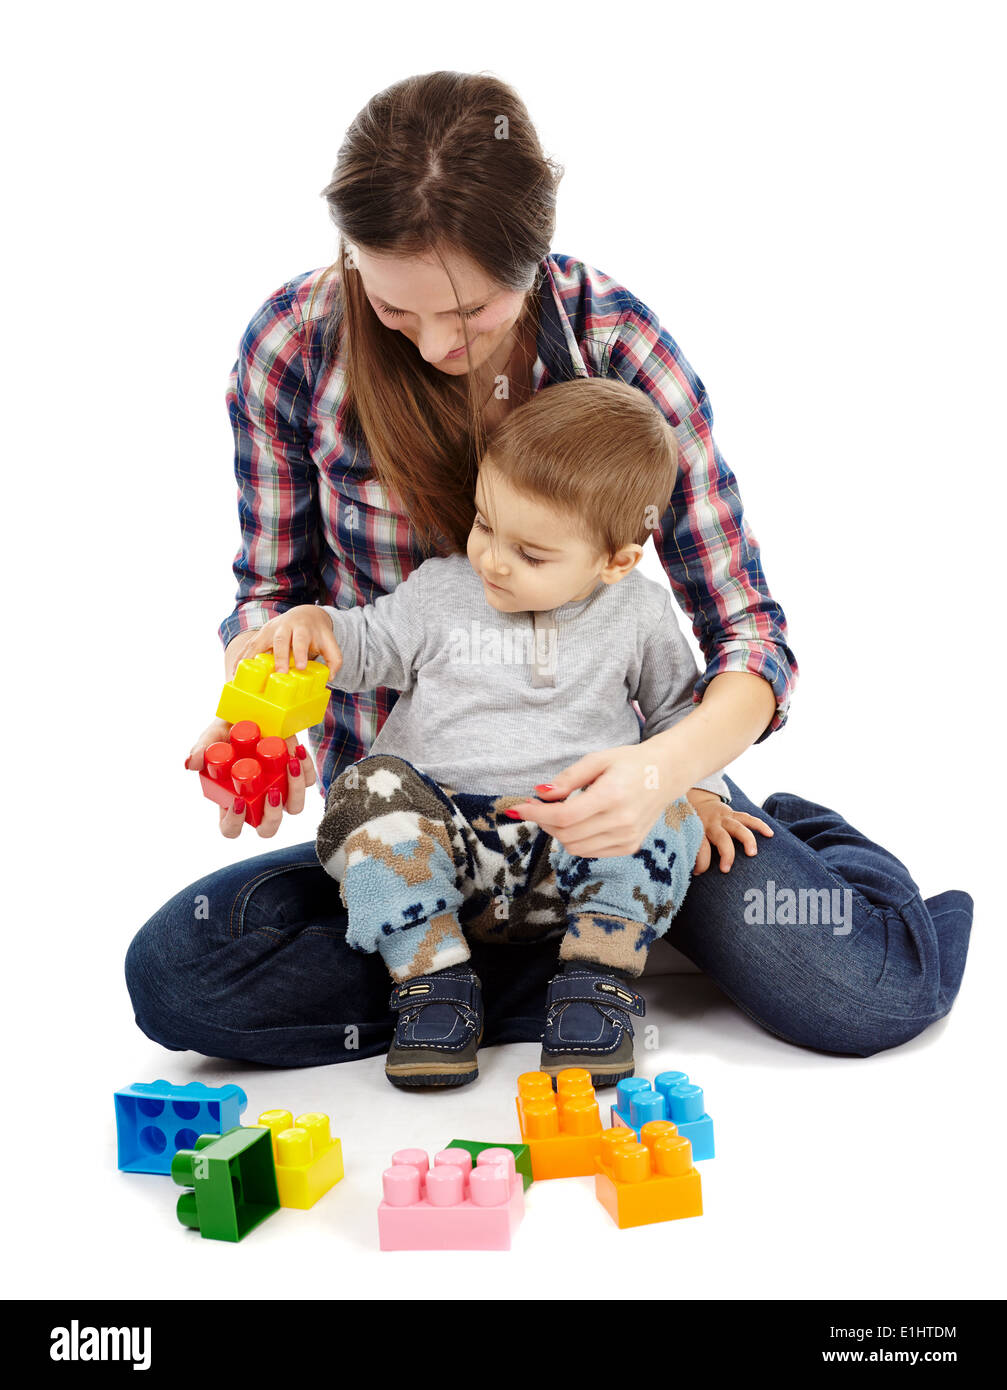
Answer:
[
  {"xmin": 594, "ymin": 1121, "xmax": 703, "ymax": 1229},
  {"xmin": 515, "ymin": 1069, "xmax": 606, "ymax": 1180}
]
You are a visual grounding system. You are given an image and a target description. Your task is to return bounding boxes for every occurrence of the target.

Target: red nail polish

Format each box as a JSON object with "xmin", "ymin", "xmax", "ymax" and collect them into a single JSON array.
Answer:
[
  {"xmin": 184, "ymin": 756, "xmax": 191, "ymax": 770},
  {"xmin": 233, "ymin": 797, "xmax": 246, "ymax": 815},
  {"xmin": 268, "ymin": 787, "xmax": 282, "ymax": 807},
  {"xmin": 535, "ymin": 783, "xmax": 554, "ymax": 792},
  {"xmin": 288, "ymin": 758, "xmax": 301, "ymax": 777},
  {"xmin": 504, "ymin": 809, "xmax": 521, "ymax": 819},
  {"xmin": 295, "ymin": 745, "xmax": 307, "ymax": 760}
]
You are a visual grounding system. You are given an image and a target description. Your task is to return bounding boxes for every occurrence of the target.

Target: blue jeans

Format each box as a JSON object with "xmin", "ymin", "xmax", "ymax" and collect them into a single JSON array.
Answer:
[{"xmin": 124, "ymin": 776, "xmax": 973, "ymax": 1064}]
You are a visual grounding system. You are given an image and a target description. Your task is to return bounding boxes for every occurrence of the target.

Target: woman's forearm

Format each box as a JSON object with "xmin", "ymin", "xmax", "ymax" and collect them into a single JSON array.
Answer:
[{"xmin": 647, "ymin": 671, "xmax": 778, "ymax": 790}]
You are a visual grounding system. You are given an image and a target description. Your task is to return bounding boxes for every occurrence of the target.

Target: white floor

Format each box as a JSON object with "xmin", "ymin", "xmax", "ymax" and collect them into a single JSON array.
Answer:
[{"xmin": 7, "ymin": 932, "xmax": 998, "ymax": 1301}]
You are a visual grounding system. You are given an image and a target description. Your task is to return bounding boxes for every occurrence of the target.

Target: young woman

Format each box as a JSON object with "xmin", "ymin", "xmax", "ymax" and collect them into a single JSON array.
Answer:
[{"xmin": 125, "ymin": 70, "xmax": 972, "ymax": 1071}]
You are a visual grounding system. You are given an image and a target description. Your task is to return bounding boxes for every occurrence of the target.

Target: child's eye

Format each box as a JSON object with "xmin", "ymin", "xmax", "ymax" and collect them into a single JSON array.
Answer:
[{"xmin": 473, "ymin": 516, "xmax": 546, "ymax": 567}]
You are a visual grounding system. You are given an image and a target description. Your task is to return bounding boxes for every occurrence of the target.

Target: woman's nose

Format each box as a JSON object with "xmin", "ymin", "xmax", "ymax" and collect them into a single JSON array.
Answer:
[{"xmin": 418, "ymin": 329, "xmax": 464, "ymax": 362}]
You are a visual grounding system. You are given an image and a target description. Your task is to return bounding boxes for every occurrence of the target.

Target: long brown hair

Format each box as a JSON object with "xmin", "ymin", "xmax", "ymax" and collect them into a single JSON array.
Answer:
[{"xmin": 308, "ymin": 71, "xmax": 562, "ymax": 556}]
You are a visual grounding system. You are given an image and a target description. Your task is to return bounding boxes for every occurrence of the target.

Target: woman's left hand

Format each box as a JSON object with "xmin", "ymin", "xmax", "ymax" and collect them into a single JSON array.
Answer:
[{"xmin": 505, "ymin": 744, "xmax": 689, "ymax": 858}]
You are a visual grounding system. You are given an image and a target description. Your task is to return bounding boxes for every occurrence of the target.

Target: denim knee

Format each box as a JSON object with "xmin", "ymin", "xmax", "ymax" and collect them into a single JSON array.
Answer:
[{"xmin": 124, "ymin": 913, "xmax": 190, "ymax": 1053}]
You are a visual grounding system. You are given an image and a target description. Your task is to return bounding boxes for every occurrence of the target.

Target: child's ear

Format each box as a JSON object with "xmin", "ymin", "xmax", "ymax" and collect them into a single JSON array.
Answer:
[{"xmin": 600, "ymin": 543, "xmax": 645, "ymax": 583}]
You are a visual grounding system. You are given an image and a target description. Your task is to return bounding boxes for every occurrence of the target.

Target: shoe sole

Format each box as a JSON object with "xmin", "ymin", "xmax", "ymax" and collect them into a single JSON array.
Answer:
[
  {"xmin": 539, "ymin": 1054, "xmax": 635, "ymax": 1089},
  {"xmin": 385, "ymin": 1028, "xmax": 483, "ymax": 1089}
]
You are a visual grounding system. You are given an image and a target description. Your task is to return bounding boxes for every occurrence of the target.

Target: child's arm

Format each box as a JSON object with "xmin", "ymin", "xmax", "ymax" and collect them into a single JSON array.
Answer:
[
  {"xmin": 633, "ymin": 594, "xmax": 732, "ymax": 803},
  {"xmin": 319, "ymin": 562, "xmax": 428, "ymax": 694},
  {"xmin": 233, "ymin": 564, "xmax": 428, "ymax": 694}
]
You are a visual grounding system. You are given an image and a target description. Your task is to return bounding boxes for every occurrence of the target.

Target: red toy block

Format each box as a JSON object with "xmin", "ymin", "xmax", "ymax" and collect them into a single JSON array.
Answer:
[{"xmin": 198, "ymin": 720, "xmax": 289, "ymax": 827}]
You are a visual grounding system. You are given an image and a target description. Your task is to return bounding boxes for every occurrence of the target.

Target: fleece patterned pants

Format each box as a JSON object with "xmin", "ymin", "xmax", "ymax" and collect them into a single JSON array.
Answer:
[{"xmin": 314, "ymin": 754, "xmax": 705, "ymax": 984}]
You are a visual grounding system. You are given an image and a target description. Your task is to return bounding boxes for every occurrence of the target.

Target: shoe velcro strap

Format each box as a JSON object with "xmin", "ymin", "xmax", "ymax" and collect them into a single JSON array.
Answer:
[
  {"xmin": 546, "ymin": 974, "xmax": 645, "ymax": 1016},
  {"xmin": 389, "ymin": 976, "xmax": 479, "ymax": 1013}
]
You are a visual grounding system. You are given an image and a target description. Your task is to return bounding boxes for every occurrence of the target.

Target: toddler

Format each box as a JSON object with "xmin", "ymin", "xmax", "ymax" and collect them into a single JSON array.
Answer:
[{"xmin": 262, "ymin": 378, "xmax": 747, "ymax": 1089}]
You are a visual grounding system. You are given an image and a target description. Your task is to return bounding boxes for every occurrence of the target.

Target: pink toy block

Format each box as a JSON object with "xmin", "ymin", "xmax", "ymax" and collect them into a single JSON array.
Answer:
[{"xmin": 378, "ymin": 1146, "xmax": 525, "ymax": 1251}]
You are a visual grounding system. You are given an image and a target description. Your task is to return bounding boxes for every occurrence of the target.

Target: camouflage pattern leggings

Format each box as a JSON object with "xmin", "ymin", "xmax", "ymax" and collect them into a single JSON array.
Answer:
[{"xmin": 314, "ymin": 754, "xmax": 705, "ymax": 983}]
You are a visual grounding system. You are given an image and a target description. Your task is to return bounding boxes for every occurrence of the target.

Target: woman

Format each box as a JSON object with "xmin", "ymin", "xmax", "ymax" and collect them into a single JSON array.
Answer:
[{"xmin": 125, "ymin": 70, "xmax": 972, "ymax": 1071}]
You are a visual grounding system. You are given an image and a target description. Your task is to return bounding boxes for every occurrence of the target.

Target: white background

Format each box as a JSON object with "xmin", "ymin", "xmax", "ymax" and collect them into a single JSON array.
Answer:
[{"xmin": 4, "ymin": 0, "xmax": 1004, "ymax": 1301}]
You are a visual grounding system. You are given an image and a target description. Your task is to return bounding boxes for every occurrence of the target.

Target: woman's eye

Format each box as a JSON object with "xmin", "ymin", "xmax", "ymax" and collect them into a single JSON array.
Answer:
[
  {"xmin": 473, "ymin": 517, "xmax": 490, "ymax": 532},
  {"xmin": 379, "ymin": 302, "xmax": 487, "ymax": 319}
]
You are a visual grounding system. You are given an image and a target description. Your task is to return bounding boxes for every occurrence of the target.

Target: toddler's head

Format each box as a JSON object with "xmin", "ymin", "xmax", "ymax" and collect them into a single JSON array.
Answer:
[{"xmin": 467, "ymin": 377, "xmax": 679, "ymax": 612}]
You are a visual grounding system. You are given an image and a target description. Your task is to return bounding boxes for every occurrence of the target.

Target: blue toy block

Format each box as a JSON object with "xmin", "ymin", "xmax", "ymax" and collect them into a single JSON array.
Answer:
[
  {"xmin": 610, "ymin": 1071, "xmax": 715, "ymax": 1160},
  {"xmin": 114, "ymin": 1080, "xmax": 248, "ymax": 1174}
]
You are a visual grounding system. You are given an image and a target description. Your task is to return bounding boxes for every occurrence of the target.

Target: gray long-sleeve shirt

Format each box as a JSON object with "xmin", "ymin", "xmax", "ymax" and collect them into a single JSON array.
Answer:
[{"xmin": 321, "ymin": 553, "xmax": 731, "ymax": 801}]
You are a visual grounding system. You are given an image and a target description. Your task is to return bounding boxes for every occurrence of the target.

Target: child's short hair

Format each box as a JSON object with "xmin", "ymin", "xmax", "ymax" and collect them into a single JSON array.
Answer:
[{"xmin": 479, "ymin": 377, "xmax": 679, "ymax": 559}]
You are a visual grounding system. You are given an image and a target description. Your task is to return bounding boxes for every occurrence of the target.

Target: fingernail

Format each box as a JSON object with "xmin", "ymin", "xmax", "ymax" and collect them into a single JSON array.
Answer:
[
  {"xmin": 184, "ymin": 756, "xmax": 191, "ymax": 770},
  {"xmin": 504, "ymin": 809, "xmax": 521, "ymax": 819},
  {"xmin": 295, "ymin": 745, "xmax": 307, "ymax": 760},
  {"xmin": 535, "ymin": 783, "xmax": 554, "ymax": 792},
  {"xmin": 288, "ymin": 758, "xmax": 301, "ymax": 778},
  {"xmin": 233, "ymin": 797, "xmax": 246, "ymax": 815},
  {"xmin": 268, "ymin": 787, "xmax": 282, "ymax": 807}
]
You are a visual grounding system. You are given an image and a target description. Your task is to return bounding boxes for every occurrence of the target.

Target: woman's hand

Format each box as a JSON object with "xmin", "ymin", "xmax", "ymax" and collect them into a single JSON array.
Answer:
[
  {"xmin": 184, "ymin": 723, "xmax": 317, "ymax": 839},
  {"xmin": 686, "ymin": 787, "xmax": 774, "ymax": 874},
  {"xmin": 183, "ymin": 623, "xmax": 327, "ymax": 838},
  {"xmin": 505, "ymin": 743, "xmax": 688, "ymax": 858},
  {"xmin": 239, "ymin": 605, "xmax": 343, "ymax": 677}
]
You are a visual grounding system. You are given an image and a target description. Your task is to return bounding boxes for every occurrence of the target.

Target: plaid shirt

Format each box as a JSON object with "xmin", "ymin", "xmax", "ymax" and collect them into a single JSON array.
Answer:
[{"xmin": 219, "ymin": 253, "xmax": 798, "ymax": 800}]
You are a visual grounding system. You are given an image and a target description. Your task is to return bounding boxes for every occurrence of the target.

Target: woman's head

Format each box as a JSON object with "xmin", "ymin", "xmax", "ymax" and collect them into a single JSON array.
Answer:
[
  {"xmin": 351, "ymin": 243, "xmax": 526, "ymax": 378},
  {"xmin": 313, "ymin": 71, "xmax": 563, "ymax": 554},
  {"xmin": 467, "ymin": 378, "xmax": 680, "ymax": 614}
]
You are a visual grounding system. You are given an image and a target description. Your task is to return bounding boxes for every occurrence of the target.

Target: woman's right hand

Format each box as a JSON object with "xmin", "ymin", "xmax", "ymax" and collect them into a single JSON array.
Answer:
[{"xmin": 183, "ymin": 630, "xmax": 321, "ymax": 838}]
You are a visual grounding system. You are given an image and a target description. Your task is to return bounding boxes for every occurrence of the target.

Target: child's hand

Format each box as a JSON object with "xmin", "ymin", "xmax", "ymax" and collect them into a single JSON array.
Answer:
[
  {"xmin": 686, "ymin": 787, "xmax": 774, "ymax": 874},
  {"xmin": 241, "ymin": 604, "xmax": 343, "ymax": 679}
]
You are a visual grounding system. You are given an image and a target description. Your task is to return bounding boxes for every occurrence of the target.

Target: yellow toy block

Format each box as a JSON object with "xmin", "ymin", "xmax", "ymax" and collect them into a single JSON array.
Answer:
[
  {"xmin": 594, "ymin": 1121, "xmax": 702, "ymax": 1229},
  {"xmin": 217, "ymin": 653, "xmax": 330, "ymax": 739},
  {"xmin": 256, "ymin": 1110, "xmax": 344, "ymax": 1210},
  {"xmin": 515, "ymin": 1069, "xmax": 605, "ymax": 1179}
]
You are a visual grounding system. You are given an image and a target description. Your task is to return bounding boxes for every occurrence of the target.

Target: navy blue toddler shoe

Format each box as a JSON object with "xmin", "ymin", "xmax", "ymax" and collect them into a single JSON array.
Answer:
[
  {"xmin": 385, "ymin": 965, "xmax": 483, "ymax": 1089},
  {"xmin": 539, "ymin": 964, "xmax": 645, "ymax": 1088}
]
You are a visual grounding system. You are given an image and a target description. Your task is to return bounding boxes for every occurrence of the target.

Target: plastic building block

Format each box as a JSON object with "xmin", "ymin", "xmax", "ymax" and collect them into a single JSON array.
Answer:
[
  {"xmin": 446, "ymin": 1139, "xmax": 533, "ymax": 1191},
  {"xmin": 594, "ymin": 1122, "xmax": 703, "ymax": 1229},
  {"xmin": 216, "ymin": 652, "xmax": 331, "ymax": 740},
  {"xmin": 114, "ymin": 1080, "xmax": 247, "ymax": 1174},
  {"xmin": 515, "ymin": 1069, "xmax": 606, "ymax": 1180},
  {"xmin": 378, "ymin": 1147, "xmax": 525, "ymax": 1251},
  {"xmin": 199, "ymin": 720, "xmax": 290, "ymax": 827},
  {"xmin": 610, "ymin": 1071, "xmax": 715, "ymax": 1160},
  {"xmin": 256, "ymin": 1110, "xmax": 344, "ymax": 1209},
  {"xmin": 172, "ymin": 1126, "xmax": 280, "ymax": 1241}
]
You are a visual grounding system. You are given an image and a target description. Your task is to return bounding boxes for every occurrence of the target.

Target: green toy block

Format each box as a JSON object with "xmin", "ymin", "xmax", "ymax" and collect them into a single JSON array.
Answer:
[
  {"xmin": 446, "ymin": 1139, "xmax": 534, "ymax": 1191},
  {"xmin": 171, "ymin": 1126, "xmax": 280, "ymax": 1241}
]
